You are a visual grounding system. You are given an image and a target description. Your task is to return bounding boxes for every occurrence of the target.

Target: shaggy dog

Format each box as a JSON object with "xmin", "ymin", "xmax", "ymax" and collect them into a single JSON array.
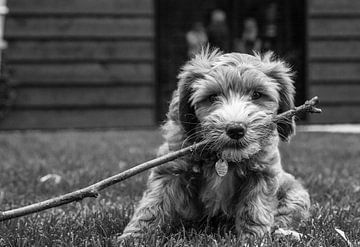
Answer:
[{"xmin": 121, "ymin": 49, "xmax": 310, "ymax": 240}]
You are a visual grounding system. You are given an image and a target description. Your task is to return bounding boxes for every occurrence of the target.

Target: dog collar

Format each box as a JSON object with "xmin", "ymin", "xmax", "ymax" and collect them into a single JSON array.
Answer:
[
  {"xmin": 214, "ymin": 159, "xmax": 240, "ymax": 177},
  {"xmin": 215, "ymin": 159, "xmax": 228, "ymax": 177}
]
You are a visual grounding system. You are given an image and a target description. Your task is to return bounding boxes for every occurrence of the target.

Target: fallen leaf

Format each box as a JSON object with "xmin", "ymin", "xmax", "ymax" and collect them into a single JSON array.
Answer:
[
  {"xmin": 39, "ymin": 174, "xmax": 62, "ymax": 184},
  {"xmin": 334, "ymin": 228, "xmax": 353, "ymax": 247}
]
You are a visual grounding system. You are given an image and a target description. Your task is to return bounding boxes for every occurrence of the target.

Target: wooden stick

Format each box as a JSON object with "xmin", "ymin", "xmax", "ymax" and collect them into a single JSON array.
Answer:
[
  {"xmin": 0, "ymin": 96, "xmax": 321, "ymax": 222},
  {"xmin": 0, "ymin": 141, "xmax": 207, "ymax": 221},
  {"xmin": 273, "ymin": 96, "xmax": 322, "ymax": 122}
]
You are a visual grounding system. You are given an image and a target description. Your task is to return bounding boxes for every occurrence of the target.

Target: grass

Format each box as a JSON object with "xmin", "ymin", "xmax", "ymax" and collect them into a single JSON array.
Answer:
[{"xmin": 0, "ymin": 130, "xmax": 359, "ymax": 246}]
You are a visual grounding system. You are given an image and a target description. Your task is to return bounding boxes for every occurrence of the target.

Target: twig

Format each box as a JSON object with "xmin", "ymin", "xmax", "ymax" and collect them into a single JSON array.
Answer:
[
  {"xmin": 273, "ymin": 96, "xmax": 322, "ymax": 122},
  {"xmin": 0, "ymin": 96, "xmax": 321, "ymax": 222},
  {"xmin": 0, "ymin": 141, "xmax": 206, "ymax": 221}
]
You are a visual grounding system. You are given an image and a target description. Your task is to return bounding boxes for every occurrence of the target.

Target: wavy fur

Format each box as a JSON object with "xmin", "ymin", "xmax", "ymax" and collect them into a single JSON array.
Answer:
[{"xmin": 120, "ymin": 49, "xmax": 310, "ymax": 240}]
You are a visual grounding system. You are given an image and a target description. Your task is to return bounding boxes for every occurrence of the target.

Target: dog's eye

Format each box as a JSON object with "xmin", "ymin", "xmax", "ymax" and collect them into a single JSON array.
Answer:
[
  {"xmin": 208, "ymin": 94, "xmax": 218, "ymax": 103},
  {"xmin": 251, "ymin": 91, "xmax": 262, "ymax": 100}
]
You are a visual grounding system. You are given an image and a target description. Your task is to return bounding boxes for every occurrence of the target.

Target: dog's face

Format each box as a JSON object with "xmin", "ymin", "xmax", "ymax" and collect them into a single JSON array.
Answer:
[
  {"xmin": 191, "ymin": 65, "xmax": 280, "ymax": 161},
  {"xmin": 178, "ymin": 50, "xmax": 295, "ymax": 162}
]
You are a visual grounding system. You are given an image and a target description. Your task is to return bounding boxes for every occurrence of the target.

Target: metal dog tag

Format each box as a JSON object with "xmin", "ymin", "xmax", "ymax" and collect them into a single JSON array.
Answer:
[{"xmin": 215, "ymin": 159, "xmax": 228, "ymax": 177}]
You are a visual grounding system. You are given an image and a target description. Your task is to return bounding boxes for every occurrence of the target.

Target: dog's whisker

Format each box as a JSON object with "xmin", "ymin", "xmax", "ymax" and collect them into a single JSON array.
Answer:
[{"xmin": 181, "ymin": 131, "xmax": 200, "ymax": 145}]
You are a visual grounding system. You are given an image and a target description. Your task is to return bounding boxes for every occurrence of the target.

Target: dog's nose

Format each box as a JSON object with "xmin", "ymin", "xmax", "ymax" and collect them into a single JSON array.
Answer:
[{"xmin": 226, "ymin": 124, "xmax": 247, "ymax": 140}]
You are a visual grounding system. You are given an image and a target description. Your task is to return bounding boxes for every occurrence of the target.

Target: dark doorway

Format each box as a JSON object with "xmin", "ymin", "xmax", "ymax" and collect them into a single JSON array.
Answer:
[{"xmin": 155, "ymin": 0, "xmax": 306, "ymax": 122}]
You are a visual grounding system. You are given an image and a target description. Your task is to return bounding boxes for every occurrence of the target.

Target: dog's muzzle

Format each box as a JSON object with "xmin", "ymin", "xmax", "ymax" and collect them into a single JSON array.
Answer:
[{"xmin": 225, "ymin": 123, "xmax": 247, "ymax": 140}]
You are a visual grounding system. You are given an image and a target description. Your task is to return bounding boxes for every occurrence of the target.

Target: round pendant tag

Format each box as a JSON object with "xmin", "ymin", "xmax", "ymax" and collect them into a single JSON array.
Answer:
[{"xmin": 215, "ymin": 159, "xmax": 228, "ymax": 177}]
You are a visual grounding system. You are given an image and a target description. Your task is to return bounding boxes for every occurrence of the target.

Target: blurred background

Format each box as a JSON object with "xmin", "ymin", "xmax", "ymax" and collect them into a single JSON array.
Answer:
[{"xmin": 0, "ymin": 0, "xmax": 358, "ymax": 130}]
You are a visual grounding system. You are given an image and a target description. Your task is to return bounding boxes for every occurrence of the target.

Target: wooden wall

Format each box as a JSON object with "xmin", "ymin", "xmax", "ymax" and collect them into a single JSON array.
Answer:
[
  {"xmin": 307, "ymin": 0, "xmax": 360, "ymax": 123},
  {"xmin": 1, "ymin": 0, "xmax": 155, "ymax": 129}
]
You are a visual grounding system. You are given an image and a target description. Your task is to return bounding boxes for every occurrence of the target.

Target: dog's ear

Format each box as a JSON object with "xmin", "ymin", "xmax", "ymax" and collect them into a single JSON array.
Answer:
[
  {"xmin": 177, "ymin": 47, "xmax": 221, "ymax": 136},
  {"xmin": 178, "ymin": 72, "xmax": 201, "ymax": 136},
  {"xmin": 260, "ymin": 52, "xmax": 295, "ymax": 141}
]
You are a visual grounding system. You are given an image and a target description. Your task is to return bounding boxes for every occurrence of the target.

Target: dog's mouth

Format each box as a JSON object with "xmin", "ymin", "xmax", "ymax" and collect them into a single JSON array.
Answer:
[
  {"xmin": 219, "ymin": 140, "xmax": 262, "ymax": 162},
  {"xmin": 209, "ymin": 139, "xmax": 249, "ymax": 157},
  {"xmin": 200, "ymin": 132, "xmax": 251, "ymax": 153},
  {"xmin": 222, "ymin": 141, "xmax": 248, "ymax": 150}
]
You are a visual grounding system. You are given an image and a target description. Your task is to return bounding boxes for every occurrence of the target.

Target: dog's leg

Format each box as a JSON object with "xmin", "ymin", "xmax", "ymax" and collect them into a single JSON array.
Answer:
[
  {"xmin": 119, "ymin": 160, "xmax": 200, "ymax": 239},
  {"xmin": 274, "ymin": 172, "xmax": 310, "ymax": 228},
  {"xmin": 235, "ymin": 174, "xmax": 278, "ymax": 238}
]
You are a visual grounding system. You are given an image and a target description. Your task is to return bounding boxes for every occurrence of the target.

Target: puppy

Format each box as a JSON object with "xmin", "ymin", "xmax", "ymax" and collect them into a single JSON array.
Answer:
[{"xmin": 121, "ymin": 48, "xmax": 310, "ymax": 239}]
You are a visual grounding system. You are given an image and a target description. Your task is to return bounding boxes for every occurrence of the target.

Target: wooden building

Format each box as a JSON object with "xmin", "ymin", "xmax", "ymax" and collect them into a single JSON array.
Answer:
[
  {"xmin": 1, "ymin": 0, "xmax": 156, "ymax": 129},
  {"xmin": 307, "ymin": 0, "xmax": 360, "ymax": 123},
  {"xmin": 0, "ymin": 0, "xmax": 359, "ymax": 129}
]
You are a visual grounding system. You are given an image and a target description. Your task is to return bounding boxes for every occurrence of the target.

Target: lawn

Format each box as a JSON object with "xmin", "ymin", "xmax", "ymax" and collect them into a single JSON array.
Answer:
[{"xmin": 0, "ymin": 130, "xmax": 359, "ymax": 246}]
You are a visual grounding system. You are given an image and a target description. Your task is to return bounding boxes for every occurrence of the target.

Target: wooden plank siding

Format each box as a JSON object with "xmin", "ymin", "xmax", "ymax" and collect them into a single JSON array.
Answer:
[
  {"xmin": 307, "ymin": 0, "xmax": 360, "ymax": 123},
  {"xmin": 8, "ymin": 0, "xmax": 153, "ymax": 15},
  {"xmin": 2, "ymin": 0, "xmax": 155, "ymax": 129},
  {"xmin": 308, "ymin": 19, "xmax": 360, "ymax": 38},
  {"xmin": 309, "ymin": 41, "xmax": 360, "ymax": 60},
  {"xmin": 5, "ymin": 18, "xmax": 154, "ymax": 39},
  {"xmin": 8, "ymin": 64, "xmax": 154, "ymax": 85},
  {"xmin": 309, "ymin": 85, "xmax": 360, "ymax": 104},
  {"xmin": 308, "ymin": 0, "xmax": 360, "ymax": 15},
  {"xmin": 309, "ymin": 62, "xmax": 360, "ymax": 82},
  {"xmin": 13, "ymin": 86, "xmax": 155, "ymax": 107},
  {"xmin": 6, "ymin": 41, "xmax": 154, "ymax": 61},
  {"xmin": 0, "ymin": 109, "xmax": 155, "ymax": 129}
]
